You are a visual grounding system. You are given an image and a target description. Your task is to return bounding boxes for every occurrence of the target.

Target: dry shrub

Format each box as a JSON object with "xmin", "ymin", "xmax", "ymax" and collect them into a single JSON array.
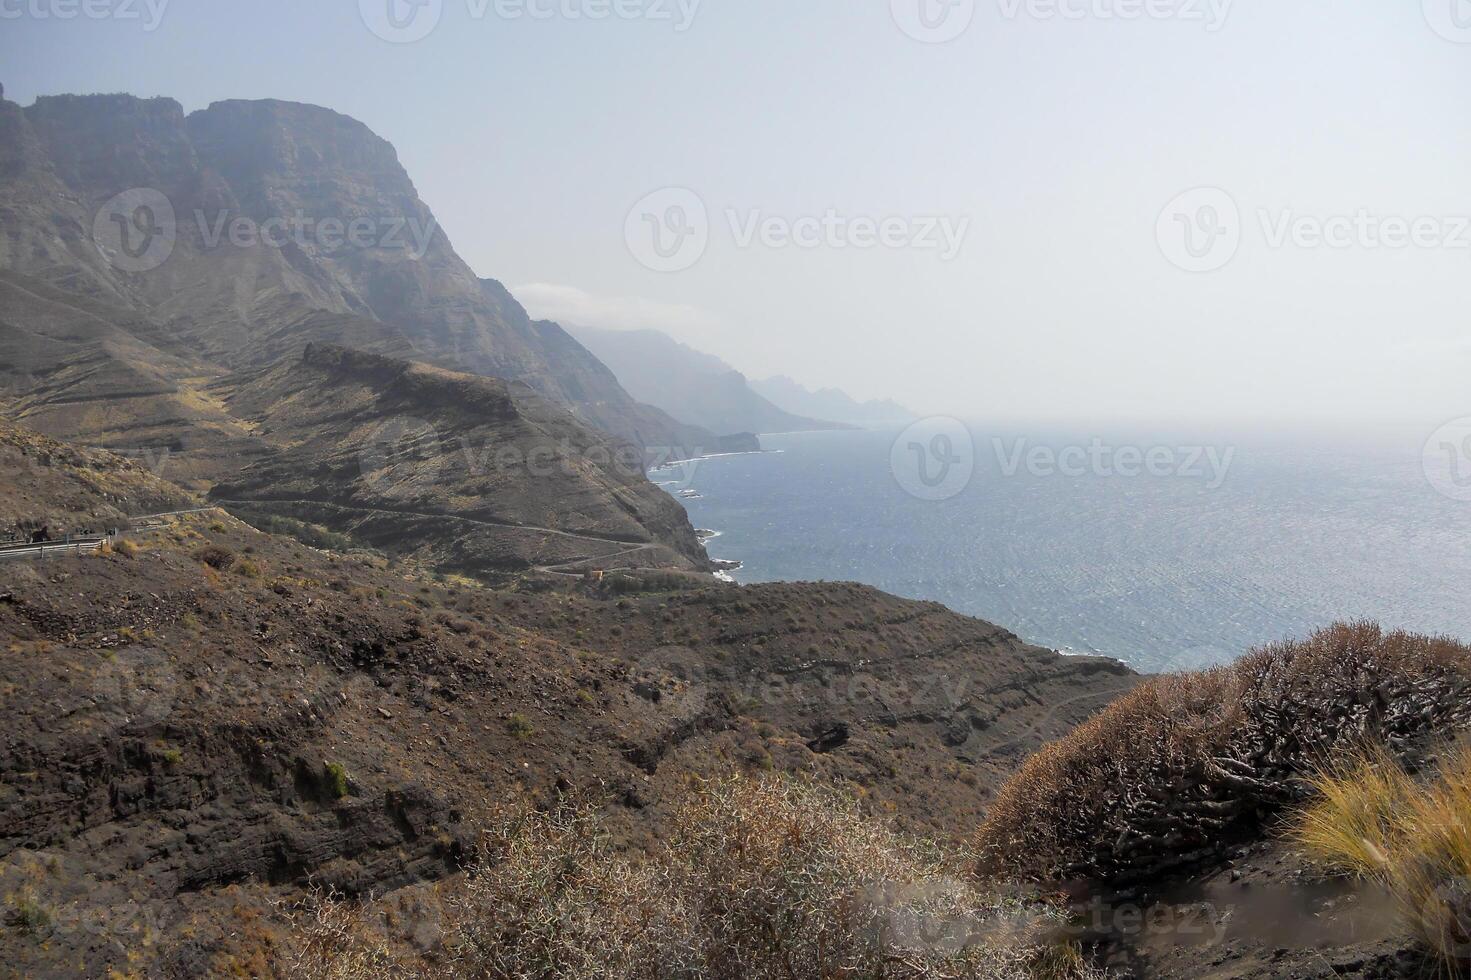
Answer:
[
  {"xmin": 1295, "ymin": 743, "xmax": 1471, "ymax": 974},
  {"xmin": 976, "ymin": 622, "xmax": 1471, "ymax": 884},
  {"xmin": 659, "ymin": 777, "xmax": 1074, "ymax": 980},
  {"xmin": 290, "ymin": 777, "xmax": 1098, "ymax": 980},
  {"xmin": 194, "ymin": 544, "xmax": 236, "ymax": 570},
  {"xmin": 285, "ymin": 888, "xmax": 406, "ymax": 979}
]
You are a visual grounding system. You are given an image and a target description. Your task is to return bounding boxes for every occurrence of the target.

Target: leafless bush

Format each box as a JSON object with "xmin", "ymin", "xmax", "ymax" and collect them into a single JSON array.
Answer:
[
  {"xmin": 288, "ymin": 777, "xmax": 1098, "ymax": 979},
  {"xmin": 976, "ymin": 622, "xmax": 1471, "ymax": 885},
  {"xmin": 194, "ymin": 544, "xmax": 236, "ymax": 570}
]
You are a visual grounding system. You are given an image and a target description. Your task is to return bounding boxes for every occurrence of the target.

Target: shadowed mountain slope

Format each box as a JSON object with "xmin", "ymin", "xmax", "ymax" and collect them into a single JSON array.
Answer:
[{"xmin": 209, "ymin": 344, "xmax": 712, "ymax": 575}]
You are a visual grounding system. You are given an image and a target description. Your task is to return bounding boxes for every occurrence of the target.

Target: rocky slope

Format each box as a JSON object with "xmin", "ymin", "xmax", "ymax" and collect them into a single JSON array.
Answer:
[
  {"xmin": 209, "ymin": 344, "xmax": 713, "ymax": 575},
  {"xmin": 0, "ymin": 431, "xmax": 1138, "ymax": 977},
  {"xmin": 0, "ymin": 92, "xmax": 724, "ymax": 458},
  {"xmin": 0, "ymin": 419, "xmax": 195, "ymax": 536},
  {"xmin": 0, "ymin": 269, "xmax": 263, "ymax": 488}
]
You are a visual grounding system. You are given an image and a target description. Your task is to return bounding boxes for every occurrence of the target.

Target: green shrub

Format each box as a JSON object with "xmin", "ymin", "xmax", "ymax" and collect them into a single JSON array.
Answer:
[
  {"xmin": 324, "ymin": 762, "xmax": 350, "ymax": 800},
  {"xmin": 6, "ymin": 896, "xmax": 50, "ymax": 935},
  {"xmin": 506, "ymin": 714, "xmax": 534, "ymax": 739}
]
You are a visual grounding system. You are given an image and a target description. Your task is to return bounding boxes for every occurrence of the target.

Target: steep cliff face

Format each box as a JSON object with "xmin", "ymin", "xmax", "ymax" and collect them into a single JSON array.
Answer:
[{"xmin": 0, "ymin": 92, "xmax": 724, "ymax": 456}]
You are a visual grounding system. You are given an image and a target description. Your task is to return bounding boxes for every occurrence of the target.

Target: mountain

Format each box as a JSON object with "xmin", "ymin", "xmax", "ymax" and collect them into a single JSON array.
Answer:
[
  {"xmin": 565, "ymin": 325, "xmax": 846, "ymax": 436},
  {"xmin": 0, "ymin": 92, "xmax": 726, "ymax": 458},
  {"xmin": 209, "ymin": 344, "xmax": 712, "ymax": 575},
  {"xmin": 752, "ymin": 374, "xmax": 915, "ymax": 428}
]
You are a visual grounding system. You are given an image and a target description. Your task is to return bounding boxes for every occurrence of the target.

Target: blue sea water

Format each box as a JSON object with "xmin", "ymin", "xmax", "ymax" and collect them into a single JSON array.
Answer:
[{"xmin": 656, "ymin": 425, "xmax": 1471, "ymax": 673}]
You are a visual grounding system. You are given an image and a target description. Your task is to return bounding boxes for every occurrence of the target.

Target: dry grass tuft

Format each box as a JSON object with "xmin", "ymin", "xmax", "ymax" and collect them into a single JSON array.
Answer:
[
  {"xmin": 1293, "ymin": 743, "xmax": 1412, "ymax": 877},
  {"xmin": 1295, "ymin": 743, "xmax": 1471, "ymax": 975},
  {"xmin": 976, "ymin": 622, "xmax": 1471, "ymax": 884}
]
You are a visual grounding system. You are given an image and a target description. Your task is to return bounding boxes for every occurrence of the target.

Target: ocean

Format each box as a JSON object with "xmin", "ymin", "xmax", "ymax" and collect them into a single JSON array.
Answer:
[{"xmin": 654, "ymin": 423, "xmax": 1471, "ymax": 673}]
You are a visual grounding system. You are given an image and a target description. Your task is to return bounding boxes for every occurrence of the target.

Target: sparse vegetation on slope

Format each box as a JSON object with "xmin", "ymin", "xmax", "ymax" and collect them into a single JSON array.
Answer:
[
  {"xmin": 976, "ymin": 622, "xmax": 1471, "ymax": 885},
  {"xmin": 288, "ymin": 776, "xmax": 1099, "ymax": 980}
]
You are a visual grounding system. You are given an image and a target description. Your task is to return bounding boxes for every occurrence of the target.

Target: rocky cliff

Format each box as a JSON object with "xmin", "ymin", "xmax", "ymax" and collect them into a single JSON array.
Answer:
[{"xmin": 0, "ymin": 92, "xmax": 724, "ymax": 458}]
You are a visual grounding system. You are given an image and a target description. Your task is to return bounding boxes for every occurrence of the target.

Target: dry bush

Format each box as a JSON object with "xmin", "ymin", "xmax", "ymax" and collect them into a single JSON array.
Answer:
[
  {"xmin": 289, "ymin": 777, "xmax": 1098, "ymax": 980},
  {"xmin": 976, "ymin": 622, "xmax": 1471, "ymax": 885},
  {"xmin": 661, "ymin": 777, "xmax": 1077, "ymax": 980},
  {"xmin": 1295, "ymin": 743, "xmax": 1471, "ymax": 975},
  {"xmin": 284, "ymin": 888, "xmax": 408, "ymax": 979},
  {"xmin": 194, "ymin": 544, "xmax": 236, "ymax": 570}
]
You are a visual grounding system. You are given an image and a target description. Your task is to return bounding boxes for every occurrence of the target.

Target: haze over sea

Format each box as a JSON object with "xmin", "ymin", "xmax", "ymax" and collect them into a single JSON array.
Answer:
[{"xmin": 659, "ymin": 425, "xmax": 1471, "ymax": 673}]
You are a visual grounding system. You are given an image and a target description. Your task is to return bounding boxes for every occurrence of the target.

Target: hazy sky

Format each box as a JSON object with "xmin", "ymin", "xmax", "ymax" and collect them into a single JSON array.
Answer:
[{"xmin": 2, "ymin": 1, "xmax": 1468, "ymax": 439}]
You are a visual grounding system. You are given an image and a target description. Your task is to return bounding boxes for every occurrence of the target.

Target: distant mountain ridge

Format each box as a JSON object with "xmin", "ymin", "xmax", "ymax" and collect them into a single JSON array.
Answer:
[
  {"xmin": 752, "ymin": 375, "xmax": 915, "ymax": 428},
  {"xmin": 564, "ymin": 324, "xmax": 848, "ymax": 436}
]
